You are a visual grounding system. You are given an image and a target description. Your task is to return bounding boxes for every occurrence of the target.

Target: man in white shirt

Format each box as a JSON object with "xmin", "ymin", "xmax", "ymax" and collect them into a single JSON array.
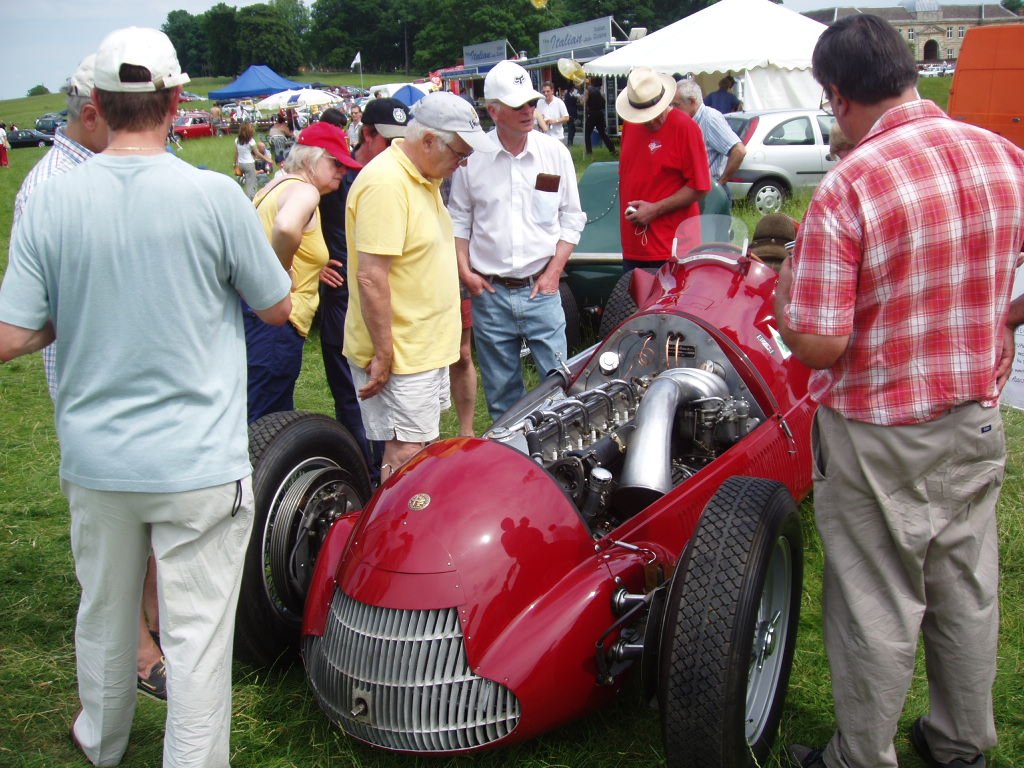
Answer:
[
  {"xmin": 449, "ymin": 61, "xmax": 586, "ymax": 421},
  {"xmin": 535, "ymin": 80, "xmax": 569, "ymax": 141}
]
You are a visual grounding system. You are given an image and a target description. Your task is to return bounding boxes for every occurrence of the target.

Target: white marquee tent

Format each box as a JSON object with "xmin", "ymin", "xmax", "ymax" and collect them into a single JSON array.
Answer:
[{"xmin": 585, "ymin": 0, "xmax": 829, "ymax": 111}]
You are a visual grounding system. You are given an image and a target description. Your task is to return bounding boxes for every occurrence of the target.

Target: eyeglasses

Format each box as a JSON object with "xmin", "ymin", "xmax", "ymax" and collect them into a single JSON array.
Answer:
[
  {"xmin": 439, "ymin": 140, "xmax": 473, "ymax": 163},
  {"xmin": 509, "ymin": 99, "xmax": 539, "ymax": 111},
  {"xmin": 327, "ymin": 157, "xmax": 346, "ymax": 169},
  {"xmin": 820, "ymin": 88, "xmax": 834, "ymax": 115}
]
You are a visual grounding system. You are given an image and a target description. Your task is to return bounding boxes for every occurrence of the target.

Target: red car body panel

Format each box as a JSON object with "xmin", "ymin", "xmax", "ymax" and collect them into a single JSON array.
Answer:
[{"xmin": 302, "ymin": 252, "xmax": 815, "ymax": 753}]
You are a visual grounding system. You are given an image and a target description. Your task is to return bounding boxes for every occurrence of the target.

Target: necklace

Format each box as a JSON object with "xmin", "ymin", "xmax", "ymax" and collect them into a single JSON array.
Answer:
[{"xmin": 107, "ymin": 146, "xmax": 164, "ymax": 152}]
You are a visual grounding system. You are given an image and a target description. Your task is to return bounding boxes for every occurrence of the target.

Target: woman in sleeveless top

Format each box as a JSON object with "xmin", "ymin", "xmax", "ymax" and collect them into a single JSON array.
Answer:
[{"xmin": 244, "ymin": 122, "xmax": 361, "ymax": 422}]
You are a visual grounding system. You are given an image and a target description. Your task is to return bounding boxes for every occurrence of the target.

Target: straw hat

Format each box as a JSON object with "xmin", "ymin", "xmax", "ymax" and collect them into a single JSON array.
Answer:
[{"xmin": 615, "ymin": 67, "xmax": 676, "ymax": 123}]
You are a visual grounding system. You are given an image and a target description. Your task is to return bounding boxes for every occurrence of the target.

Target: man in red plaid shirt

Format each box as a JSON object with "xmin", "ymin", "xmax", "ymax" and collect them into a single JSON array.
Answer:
[{"xmin": 776, "ymin": 15, "xmax": 1024, "ymax": 768}]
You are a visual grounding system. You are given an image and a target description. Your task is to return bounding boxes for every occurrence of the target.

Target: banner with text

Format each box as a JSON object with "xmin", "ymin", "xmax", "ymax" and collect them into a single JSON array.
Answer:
[
  {"xmin": 463, "ymin": 39, "xmax": 508, "ymax": 67},
  {"xmin": 539, "ymin": 16, "xmax": 613, "ymax": 56}
]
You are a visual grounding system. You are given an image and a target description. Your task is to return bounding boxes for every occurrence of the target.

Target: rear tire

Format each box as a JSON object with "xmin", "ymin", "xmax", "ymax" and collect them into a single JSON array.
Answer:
[
  {"xmin": 659, "ymin": 476, "xmax": 803, "ymax": 768},
  {"xmin": 235, "ymin": 411, "xmax": 372, "ymax": 667},
  {"xmin": 598, "ymin": 268, "xmax": 657, "ymax": 339}
]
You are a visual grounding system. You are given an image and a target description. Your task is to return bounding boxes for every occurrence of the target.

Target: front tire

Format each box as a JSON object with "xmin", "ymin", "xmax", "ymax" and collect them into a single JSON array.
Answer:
[
  {"xmin": 659, "ymin": 476, "xmax": 803, "ymax": 768},
  {"xmin": 748, "ymin": 180, "xmax": 787, "ymax": 215},
  {"xmin": 235, "ymin": 411, "xmax": 372, "ymax": 667}
]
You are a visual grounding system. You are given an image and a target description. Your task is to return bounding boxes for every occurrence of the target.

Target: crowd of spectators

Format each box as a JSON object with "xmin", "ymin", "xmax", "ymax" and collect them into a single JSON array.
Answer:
[{"xmin": 2, "ymin": 14, "xmax": 1022, "ymax": 768}]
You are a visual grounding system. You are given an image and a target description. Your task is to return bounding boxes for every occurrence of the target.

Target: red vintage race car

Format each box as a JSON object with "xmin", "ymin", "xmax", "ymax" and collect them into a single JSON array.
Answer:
[{"xmin": 234, "ymin": 216, "xmax": 815, "ymax": 768}]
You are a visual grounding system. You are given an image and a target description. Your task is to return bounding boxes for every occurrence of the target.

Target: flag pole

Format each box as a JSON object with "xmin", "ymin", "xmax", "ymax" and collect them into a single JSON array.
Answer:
[{"xmin": 351, "ymin": 52, "xmax": 364, "ymax": 89}]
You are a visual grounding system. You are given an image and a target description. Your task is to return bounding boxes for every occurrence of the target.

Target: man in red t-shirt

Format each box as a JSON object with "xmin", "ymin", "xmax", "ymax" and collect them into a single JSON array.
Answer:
[{"xmin": 615, "ymin": 67, "xmax": 710, "ymax": 270}]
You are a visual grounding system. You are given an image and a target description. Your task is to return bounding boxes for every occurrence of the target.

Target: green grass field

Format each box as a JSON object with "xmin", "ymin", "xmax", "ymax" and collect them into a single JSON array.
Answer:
[{"xmin": 0, "ymin": 75, "xmax": 1020, "ymax": 767}]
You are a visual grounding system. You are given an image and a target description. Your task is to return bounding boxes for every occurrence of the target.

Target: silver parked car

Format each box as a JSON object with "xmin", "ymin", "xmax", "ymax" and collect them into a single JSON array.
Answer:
[{"xmin": 725, "ymin": 108, "xmax": 838, "ymax": 214}]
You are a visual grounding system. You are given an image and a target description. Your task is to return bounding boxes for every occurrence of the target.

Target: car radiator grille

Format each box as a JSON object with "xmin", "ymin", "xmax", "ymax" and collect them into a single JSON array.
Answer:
[{"xmin": 303, "ymin": 589, "xmax": 521, "ymax": 752}]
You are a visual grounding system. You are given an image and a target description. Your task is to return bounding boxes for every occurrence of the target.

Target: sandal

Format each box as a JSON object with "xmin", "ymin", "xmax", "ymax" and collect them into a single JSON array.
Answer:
[{"xmin": 137, "ymin": 657, "xmax": 167, "ymax": 701}]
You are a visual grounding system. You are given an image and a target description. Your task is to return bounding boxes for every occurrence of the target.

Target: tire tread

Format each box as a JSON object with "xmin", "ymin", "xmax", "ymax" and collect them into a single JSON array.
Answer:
[
  {"xmin": 660, "ymin": 476, "xmax": 801, "ymax": 768},
  {"xmin": 598, "ymin": 269, "xmax": 642, "ymax": 339}
]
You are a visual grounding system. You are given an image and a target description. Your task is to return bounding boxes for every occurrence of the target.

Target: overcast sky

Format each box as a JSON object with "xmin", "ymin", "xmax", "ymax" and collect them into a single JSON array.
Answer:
[{"xmin": 3, "ymin": 0, "xmax": 903, "ymax": 102}]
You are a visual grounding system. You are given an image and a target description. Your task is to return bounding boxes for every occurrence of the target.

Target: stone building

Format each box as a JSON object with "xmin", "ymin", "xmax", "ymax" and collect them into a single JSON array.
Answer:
[{"xmin": 804, "ymin": 0, "xmax": 1023, "ymax": 62}]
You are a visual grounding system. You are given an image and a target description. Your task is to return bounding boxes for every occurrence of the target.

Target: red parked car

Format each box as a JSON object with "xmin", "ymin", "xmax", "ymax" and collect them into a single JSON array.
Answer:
[
  {"xmin": 172, "ymin": 111, "xmax": 217, "ymax": 139},
  {"xmin": 235, "ymin": 216, "xmax": 816, "ymax": 768}
]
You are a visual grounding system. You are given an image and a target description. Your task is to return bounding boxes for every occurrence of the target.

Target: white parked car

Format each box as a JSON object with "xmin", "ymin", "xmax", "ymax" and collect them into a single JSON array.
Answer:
[
  {"xmin": 725, "ymin": 108, "xmax": 838, "ymax": 214},
  {"xmin": 920, "ymin": 62, "xmax": 955, "ymax": 77}
]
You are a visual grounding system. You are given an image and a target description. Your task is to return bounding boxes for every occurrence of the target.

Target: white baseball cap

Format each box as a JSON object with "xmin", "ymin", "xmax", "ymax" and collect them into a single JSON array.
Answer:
[
  {"xmin": 66, "ymin": 54, "xmax": 96, "ymax": 97},
  {"xmin": 94, "ymin": 27, "xmax": 190, "ymax": 93},
  {"xmin": 484, "ymin": 60, "xmax": 543, "ymax": 108},
  {"xmin": 411, "ymin": 92, "xmax": 497, "ymax": 153}
]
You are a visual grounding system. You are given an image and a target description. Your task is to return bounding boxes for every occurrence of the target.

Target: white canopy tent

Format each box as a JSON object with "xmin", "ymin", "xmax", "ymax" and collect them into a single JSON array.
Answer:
[
  {"xmin": 584, "ymin": 0, "xmax": 829, "ymax": 111},
  {"xmin": 255, "ymin": 88, "xmax": 343, "ymax": 112}
]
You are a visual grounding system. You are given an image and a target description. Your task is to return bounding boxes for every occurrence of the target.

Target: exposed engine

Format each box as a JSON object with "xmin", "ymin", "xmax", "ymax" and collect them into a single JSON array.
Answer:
[{"xmin": 486, "ymin": 312, "xmax": 766, "ymax": 528}]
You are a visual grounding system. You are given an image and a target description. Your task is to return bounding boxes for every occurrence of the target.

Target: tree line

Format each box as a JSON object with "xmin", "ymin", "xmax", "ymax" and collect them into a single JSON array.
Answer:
[{"xmin": 162, "ymin": 0, "xmax": 723, "ymax": 79}]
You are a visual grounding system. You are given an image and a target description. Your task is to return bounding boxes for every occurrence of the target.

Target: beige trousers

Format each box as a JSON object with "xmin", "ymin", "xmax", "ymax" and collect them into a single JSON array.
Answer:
[
  {"xmin": 812, "ymin": 404, "xmax": 1002, "ymax": 768},
  {"xmin": 66, "ymin": 479, "xmax": 254, "ymax": 768}
]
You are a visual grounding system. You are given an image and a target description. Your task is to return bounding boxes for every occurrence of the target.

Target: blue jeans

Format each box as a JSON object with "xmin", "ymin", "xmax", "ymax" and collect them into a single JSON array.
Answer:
[
  {"xmin": 472, "ymin": 285, "xmax": 566, "ymax": 420},
  {"xmin": 244, "ymin": 310, "xmax": 305, "ymax": 424}
]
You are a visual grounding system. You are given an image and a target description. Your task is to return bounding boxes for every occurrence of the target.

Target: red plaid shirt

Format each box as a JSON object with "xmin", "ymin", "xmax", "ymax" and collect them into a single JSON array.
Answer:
[{"xmin": 788, "ymin": 100, "xmax": 1024, "ymax": 425}]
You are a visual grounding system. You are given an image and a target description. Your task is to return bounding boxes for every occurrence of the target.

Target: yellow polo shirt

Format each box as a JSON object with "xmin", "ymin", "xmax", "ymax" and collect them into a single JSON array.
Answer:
[{"xmin": 343, "ymin": 141, "xmax": 460, "ymax": 373}]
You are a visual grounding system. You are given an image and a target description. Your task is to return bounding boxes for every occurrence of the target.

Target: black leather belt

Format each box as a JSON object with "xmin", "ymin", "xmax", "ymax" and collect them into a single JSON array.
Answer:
[
  {"xmin": 484, "ymin": 268, "xmax": 545, "ymax": 289},
  {"xmin": 489, "ymin": 275, "xmax": 533, "ymax": 289}
]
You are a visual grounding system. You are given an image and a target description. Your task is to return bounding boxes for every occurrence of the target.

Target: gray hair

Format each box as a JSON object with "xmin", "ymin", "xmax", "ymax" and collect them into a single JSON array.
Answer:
[
  {"xmin": 675, "ymin": 79, "xmax": 704, "ymax": 104},
  {"xmin": 66, "ymin": 92, "xmax": 92, "ymax": 122},
  {"xmin": 282, "ymin": 143, "xmax": 325, "ymax": 175},
  {"xmin": 405, "ymin": 121, "xmax": 456, "ymax": 147}
]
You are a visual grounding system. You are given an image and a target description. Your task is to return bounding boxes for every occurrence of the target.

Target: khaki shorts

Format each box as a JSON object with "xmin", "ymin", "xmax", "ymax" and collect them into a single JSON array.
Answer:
[{"xmin": 349, "ymin": 363, "xmax": 451, "ymax": 443}]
